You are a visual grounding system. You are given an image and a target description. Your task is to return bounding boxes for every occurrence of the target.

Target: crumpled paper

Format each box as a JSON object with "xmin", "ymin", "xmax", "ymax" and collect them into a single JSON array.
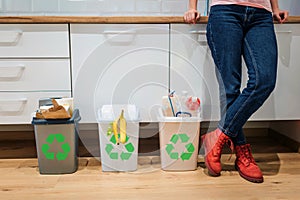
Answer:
[{"xmin": 35, "ymin": 99, "xmax": 71, "ymax": 119}]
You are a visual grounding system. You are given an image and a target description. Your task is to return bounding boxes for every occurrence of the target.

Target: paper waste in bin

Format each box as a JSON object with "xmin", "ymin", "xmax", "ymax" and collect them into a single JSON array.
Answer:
[
  {"xmin": 98, "ymin": 105, "xmax": 140, "ymax": 172},
  {"xmin": 32, "ymin": 109, "xmax": 81, "ymax": 174}
]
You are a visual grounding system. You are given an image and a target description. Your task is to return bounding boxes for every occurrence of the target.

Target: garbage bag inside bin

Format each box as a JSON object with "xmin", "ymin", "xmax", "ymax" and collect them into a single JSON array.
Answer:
[{"xmin": 98, "ymin": 104, "xmax": 139, "ymax": 122}]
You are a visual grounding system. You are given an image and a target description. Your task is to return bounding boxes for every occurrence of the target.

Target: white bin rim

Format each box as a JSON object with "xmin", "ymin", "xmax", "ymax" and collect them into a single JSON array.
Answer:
[
  {"xmin": 97, "ymin": 104, "xmax": 140, "ymax": 122},
  {"xmin": 157, "ymin": 108, "xmax": 202, "ymax": 122}
]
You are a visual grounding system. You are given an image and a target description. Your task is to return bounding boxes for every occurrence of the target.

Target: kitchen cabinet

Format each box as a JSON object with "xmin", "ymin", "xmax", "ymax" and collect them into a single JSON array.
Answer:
[
  {"xmin": 270, "ymin": 24, "xmax": 300, "ymax": 120},
  {"xmin": 0, "ymin": 22, "xmax": 299, "ymax": 124},
  {"xmin": 242, "ymin": 24, "xmax": 300, "ymax": 120},
  {"xmin": 170, "ymin": 23, "xmax": 300, "ymax": 121},
  {"xmin": 0, "ymin": 24, "xmax": 71, "ymax": 124},
  {"xmin": 70, "ymin": 24, "xmax": 169, "ymax": 123},
  {"xmin": 170, "ymin": 24, "xmax": 219, "ymax": 121}
]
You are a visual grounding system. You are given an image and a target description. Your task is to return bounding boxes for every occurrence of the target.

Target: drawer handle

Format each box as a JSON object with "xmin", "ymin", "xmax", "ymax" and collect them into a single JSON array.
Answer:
[
  {"xmin": 0, "ymin": 98, "xmax": 27, "ymax": 115},
  {"xmin": 103, "ymin": 30, "xmax": 137, "ymax": 35},
  {"xmin": 189, "ymin": 30, "xmax": 207, "ymax": 35},
  {"xmin": 0, "ymin": 65, "xmax": 25, "ymax": 81},
  {"xmin": 0, "ymin": 30, "xmax": 23, "ymax": 45},
  {"xmin": 276, "ymin": 30, "xmax": 292, "ymax": 67},
  {"xmin": 276, "ymin": 30, "xmax": 292, "ymax": 34},
  {"xmin": 189, "ymin": 30, "xmax": 207, "ymax": 45},
  {"xmin": 103, "ymin": 30, "xmax": 136, "ymax": 44}
]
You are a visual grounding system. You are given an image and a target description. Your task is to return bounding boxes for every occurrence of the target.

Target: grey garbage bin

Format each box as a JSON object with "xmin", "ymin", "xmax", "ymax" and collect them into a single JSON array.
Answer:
[{"xmin": 32, "ymin": 109, "xmax": 81, "ymax": 174}]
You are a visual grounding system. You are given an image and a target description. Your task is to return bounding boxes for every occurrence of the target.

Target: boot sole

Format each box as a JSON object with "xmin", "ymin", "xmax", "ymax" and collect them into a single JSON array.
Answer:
[
  {"xmin": 205, "ymin": 157, "xmax": 221, "ymax": 177},
  {"xmin": 235, "ymin": 165, "xmax": 264, "ymax": 183}
]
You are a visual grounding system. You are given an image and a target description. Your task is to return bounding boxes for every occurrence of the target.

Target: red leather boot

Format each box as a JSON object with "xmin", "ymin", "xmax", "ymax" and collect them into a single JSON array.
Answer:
[
  {"xmin": 235, "ymin": 144, "xmax": 264, "ymax": 183},
  {"xmin": 202, "ymin": 129, "xmax": 233, "ymax": 176}
]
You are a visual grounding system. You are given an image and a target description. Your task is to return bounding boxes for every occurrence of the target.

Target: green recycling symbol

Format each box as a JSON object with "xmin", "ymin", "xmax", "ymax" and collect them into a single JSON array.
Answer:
[
  {"xmin": 105, "ymin": 134, "xmax": 135, "ymax": 161},
  {"xmin": 41, "ymin": 133, "xmax": 70, "ymax": 161},
  {"xmin": 165, "ymin": 133, "xmax": 195, "ymax": 161}
]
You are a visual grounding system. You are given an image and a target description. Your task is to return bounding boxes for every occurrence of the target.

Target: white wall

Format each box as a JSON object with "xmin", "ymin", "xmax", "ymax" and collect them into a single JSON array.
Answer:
[
  {"xmin": 0, "ymin": 0, "xmax": 208, "ymax": 16},
  {"xmin": 279, "ymin": 0, "xmax": 300, "ymax": 16},
  {"xmin": 0, "ymin": 0, "xmax": 298, "ymax": 16}
]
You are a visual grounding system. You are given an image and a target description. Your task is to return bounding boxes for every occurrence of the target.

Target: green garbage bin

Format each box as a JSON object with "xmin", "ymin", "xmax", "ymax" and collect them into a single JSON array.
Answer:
[{"xmin": 32, "ymin": 109, "xmax": 81, "ymax": 174}]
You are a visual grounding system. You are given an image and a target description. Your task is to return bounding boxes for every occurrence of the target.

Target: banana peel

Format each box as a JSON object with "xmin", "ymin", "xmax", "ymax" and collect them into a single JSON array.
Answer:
[
  {"xmin": 112, "ymin": 116, "xmax": 119, "ymax": 145},
  {"xmin": 119, "ymin": 110, "xmax": 127, "ymax": 144},
  {"xmin": 112, "ymin": 109, "xmax": 127, "ymax": 145}
]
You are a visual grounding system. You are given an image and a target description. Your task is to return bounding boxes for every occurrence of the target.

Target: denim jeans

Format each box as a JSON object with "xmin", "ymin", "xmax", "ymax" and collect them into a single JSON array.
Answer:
[{"xmin": 206, "ymin": 5, "xmax": 278, "ymax": 145}]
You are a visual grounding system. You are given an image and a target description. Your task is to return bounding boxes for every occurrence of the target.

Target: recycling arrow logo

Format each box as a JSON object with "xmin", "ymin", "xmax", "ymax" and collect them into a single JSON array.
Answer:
[
  {"xmin": 165, "ymin": 133, "xmax": 195, "ymax": 161},
  {"xmin": 105, "ymin": 134, "xmax": 135, "ymax": 161},
  {"xmin": 41, "ymin": 133, "xmax": 70, "ymax": 161}
]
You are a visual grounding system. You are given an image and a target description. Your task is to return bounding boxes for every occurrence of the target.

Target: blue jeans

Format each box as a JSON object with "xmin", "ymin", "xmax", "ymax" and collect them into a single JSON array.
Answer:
[{"xmin": 206, "ymin": 5, "xmax": 278, "ymax": 145}]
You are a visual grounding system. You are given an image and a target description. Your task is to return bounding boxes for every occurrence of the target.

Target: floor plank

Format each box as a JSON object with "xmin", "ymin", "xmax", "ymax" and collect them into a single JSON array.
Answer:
[{"xmin": 1, "ymin": 153, "xmax": 300, "ymax": 200}]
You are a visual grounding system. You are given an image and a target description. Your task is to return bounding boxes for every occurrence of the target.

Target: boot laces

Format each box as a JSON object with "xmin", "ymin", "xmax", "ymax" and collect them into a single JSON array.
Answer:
[
  {"xmin": 216, "ymin": 135, "xmax": 234, "ymax": 160},
  {"xmin": 238, "ymin": 144, "xmax": 255, "ymax": 165}
]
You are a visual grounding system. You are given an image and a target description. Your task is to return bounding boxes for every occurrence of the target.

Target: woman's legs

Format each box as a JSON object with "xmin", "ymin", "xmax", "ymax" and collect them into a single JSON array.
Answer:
[
  {"xmin": 205, "ymin": 5, "xmax": 277, "ymax": 182},
  {"xmin": 207, "ymin": 5, "xmax": 277, "ymax": 145},
  {"xmin": 233, "ymin": 6, "xmax": 277, "ymax": 183}
]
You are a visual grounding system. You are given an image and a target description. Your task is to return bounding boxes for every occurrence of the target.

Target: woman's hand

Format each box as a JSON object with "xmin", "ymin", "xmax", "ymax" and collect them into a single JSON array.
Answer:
[
  {"xmin": 273, "ymin": 9, "xmax": 289, "ymax": 23},
  {"xmin": 184, "ymin": 9, "xmax": 200, "ymax": 24}
]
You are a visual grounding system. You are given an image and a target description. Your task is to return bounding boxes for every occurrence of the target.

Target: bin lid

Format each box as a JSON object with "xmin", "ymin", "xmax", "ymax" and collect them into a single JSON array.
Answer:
[
  {"xmin": 31, "ymin": 109, "xmax": 81, "ymax": 125},
  {"xmin": 97, "ymin": 104, "xmax": 139, "ymax": 122}
]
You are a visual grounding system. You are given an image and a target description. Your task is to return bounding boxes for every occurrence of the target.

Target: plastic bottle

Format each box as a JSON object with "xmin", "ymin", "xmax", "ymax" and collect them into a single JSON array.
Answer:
[
  {"xmin": 174, "ymin": 91, "xmax": 191, "ymax": 117},
  {"xmin": 162, "ymin": 93, "xmax": 179, "ymax": 117},
  {"xmin": 186, "ymin": 96, "xmax": 201, "ymax": 117},
  {"xmin": 181, "ymin": 91, "xmax": 189, "ymax": 112}
]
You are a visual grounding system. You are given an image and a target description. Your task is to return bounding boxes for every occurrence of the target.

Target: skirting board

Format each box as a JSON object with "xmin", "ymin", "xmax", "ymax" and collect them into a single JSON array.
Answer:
[
  {"xmin": 269, "ymin": 129, "xmax": 300, "ymax": 153},
  {"xmin": 0, "ymin": 121, "xmax": 271, "ymax": 132}
]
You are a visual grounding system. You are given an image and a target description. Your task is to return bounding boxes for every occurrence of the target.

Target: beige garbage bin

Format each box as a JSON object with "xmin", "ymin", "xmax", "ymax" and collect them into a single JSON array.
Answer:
[{"xmin": 158, "ymin": 109, "xmax": 201, "ymax": 171}]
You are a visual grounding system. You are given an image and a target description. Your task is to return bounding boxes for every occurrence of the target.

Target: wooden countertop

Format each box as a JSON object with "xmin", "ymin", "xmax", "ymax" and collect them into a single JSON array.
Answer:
[{"xmin": 0, "ymin": 16, "xmax": 300, "ymax": 24}]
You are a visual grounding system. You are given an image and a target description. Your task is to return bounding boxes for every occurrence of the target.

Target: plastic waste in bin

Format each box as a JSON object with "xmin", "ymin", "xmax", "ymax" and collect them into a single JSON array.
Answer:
[
  {"xmin": 98, "ymin": 105, "xmax": 139, "ymax": 172},
  {"xmin": 32, "ymin": 109, "xmax": 81, "ymax": 174},
  {"xmin": 158, "ymin": 109, "xmax": 201, "ymax": 171}
]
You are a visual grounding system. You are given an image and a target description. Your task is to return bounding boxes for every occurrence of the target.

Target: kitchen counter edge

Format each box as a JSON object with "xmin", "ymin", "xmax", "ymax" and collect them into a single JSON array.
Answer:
[{"xmin": 0, "ymin": 16, "xmax": 300, "ymax": 24}]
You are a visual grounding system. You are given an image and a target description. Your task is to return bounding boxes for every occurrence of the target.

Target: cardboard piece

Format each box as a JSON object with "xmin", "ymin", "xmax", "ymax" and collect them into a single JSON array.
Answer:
[{"xmin": 36, "ymin": 99, "xmax": 71, "ymax": 119}]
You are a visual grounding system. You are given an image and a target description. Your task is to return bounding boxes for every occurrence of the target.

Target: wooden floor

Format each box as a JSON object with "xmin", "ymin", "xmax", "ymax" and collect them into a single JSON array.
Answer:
[
  {"xmin": 1, "ymin": 142, "xmax": 300, "ymax": 199},
  {"xmin": 0, "ymin": 130, "xmax": 299, "ymax": 199}
]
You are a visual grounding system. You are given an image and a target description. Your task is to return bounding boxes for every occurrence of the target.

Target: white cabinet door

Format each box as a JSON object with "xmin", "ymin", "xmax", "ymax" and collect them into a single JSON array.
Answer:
[
  {"xmin": 71, "ymin": 24, "xmax": 169, "ymax": 122},
  {"xmin": 247, "ymin": 24, "xmax": 300, "ymax": 120},
  {"xmin": 171, "ymin": 24, "xmax": 300, "ymax": 121},
  {"xmin": 170, "ymin": 24, "xmax": 219, "ymax": 121},
  {"xmin": 271, "ymin": 24, "xmax": 300, "ymax": 120}
]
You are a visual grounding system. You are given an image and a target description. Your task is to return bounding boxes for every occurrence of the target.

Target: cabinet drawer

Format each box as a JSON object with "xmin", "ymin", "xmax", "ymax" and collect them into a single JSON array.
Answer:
[
  {"xmin": 0, "ymin": 59, "xmax": 71, "ymax": 91},
  {"xmin": 0, "ymin": 24, "xmax": 69, "ymax": 58},
  {"xmin": 0, "ymin": 92, "xmax": 71, "ymax": 124}
]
